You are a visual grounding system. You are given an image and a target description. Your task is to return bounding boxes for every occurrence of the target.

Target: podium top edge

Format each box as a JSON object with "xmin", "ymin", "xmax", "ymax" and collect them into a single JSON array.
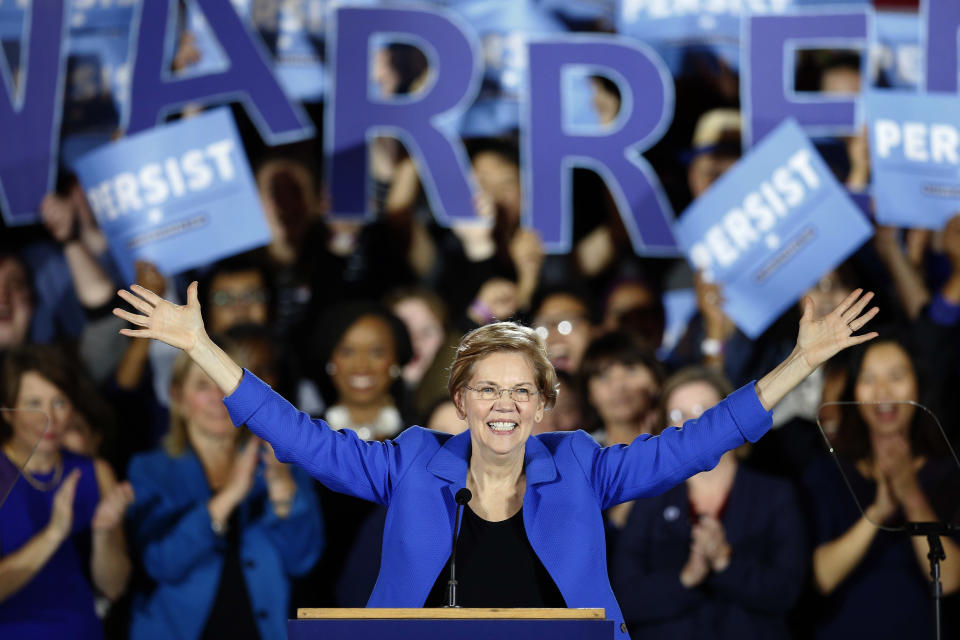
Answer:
[{"xmin": 296, "ymin": 608, "xmax": 607, "ymax": 619}]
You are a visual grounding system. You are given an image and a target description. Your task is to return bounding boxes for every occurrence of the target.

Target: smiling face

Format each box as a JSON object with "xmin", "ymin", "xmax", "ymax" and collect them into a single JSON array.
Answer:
[
  {"xmin": 853, "ymin": 342, "xmax": 918, "ymax": 436},
  {"xmin": 455, "ymin": 351, "xmax": 544, "ymax": 459},
  {"xmin": 330, "ymin": 315, "xmax": 397, "ymax": 409},
  {"xmin": 5, "ymin": 371, "xmax": 72, "ymax": 457}
]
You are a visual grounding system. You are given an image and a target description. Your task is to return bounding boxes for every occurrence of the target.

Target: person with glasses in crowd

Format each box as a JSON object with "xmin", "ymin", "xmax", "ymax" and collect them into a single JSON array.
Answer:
[{"xmin": 113, "ymin": 280, "xmax": 878, "ymax": 639}]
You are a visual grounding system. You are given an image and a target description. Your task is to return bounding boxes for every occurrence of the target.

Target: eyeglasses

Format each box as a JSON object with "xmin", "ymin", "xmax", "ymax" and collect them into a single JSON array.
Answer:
[
  {"xmin": 533, "ymin": 317, "xmax": 586, "ymax": 339},
  {"xmin": 464, "ymin": 384, "xmax": 540, "ymax": 403}
]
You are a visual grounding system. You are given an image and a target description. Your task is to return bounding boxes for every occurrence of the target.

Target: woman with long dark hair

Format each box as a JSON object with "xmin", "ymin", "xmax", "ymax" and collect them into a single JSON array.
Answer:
[{"xmin": 804, "ymin": 335, "xmax": 960, "ymax": 639}]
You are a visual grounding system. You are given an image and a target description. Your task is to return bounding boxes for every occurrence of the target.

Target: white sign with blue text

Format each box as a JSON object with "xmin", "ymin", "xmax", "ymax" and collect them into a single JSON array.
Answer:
[
  {"xmin": 867, "ymin": 90, "xmax": 960, "ymax": 229},
  {"xmin": 674, "ymin": 119, "xmax": 872, "ymax": 338},
  {"xmin": 73, "ymin": 108, "xmax": 271, "ymax": 285}
]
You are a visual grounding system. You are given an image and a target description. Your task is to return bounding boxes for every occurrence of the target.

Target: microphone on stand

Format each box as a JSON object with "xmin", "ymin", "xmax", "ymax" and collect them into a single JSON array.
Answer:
[{"xmin": 446, "ymin": 487, "xmax": 472, "ymax": 608}]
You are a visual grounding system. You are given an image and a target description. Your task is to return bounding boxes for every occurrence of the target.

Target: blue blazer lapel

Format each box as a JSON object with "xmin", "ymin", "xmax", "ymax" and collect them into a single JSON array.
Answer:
[{"xmin": 426, "ymin": 430, "xmax": 471, "ymax": 534}]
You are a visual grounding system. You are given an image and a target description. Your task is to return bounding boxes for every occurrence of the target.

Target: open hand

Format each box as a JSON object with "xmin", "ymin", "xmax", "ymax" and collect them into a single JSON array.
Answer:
[
  {"xmin": 113, "ymin": 281, "xmax": 206, "ymax": 354},
  {"xmin": 796, "ymin": 288, "xmax": 879, "ymax": 370}
]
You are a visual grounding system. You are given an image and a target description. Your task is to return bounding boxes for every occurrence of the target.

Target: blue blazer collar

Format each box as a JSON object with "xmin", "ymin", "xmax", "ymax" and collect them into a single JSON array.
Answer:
[{"xmin": 426, "ymin": 430, "xmax": 558, "ymax": 486}]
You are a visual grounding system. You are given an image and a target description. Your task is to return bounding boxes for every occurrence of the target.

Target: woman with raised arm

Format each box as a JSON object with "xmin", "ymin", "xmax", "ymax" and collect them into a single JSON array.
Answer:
[{"xmin": 114, "ymin": 283, "xmax": 878, "ymax": 639}]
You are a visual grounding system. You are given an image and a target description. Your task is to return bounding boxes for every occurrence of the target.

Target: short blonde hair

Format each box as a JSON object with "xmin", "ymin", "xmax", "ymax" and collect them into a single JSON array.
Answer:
[
  {"xmin": 165, "ymin": 339, "xmax": 250, "ymax": 456},
  {"xmin": 447, "ymin": 322, "xmax": 558, "ymax": 410}
]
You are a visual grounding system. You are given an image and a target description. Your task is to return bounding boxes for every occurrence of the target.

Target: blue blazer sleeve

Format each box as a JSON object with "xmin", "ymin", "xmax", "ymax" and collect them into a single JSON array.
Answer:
[
  {"xmin": 224, "ymin": 370, "xmax": 421, "ymax": 505},
  {"xmin": 573, "ymin": 383, "xmax": 772, "ymax": 510},
  {"xmin": 127, "ymin": 457, "xmax": 225, "ymax": 584}
]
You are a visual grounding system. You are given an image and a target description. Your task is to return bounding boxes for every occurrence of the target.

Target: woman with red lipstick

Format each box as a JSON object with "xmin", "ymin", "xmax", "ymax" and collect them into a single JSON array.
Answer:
[
  {"xmin": 805, "ymin": 336, "xmax": 960, "ymax": 639},
  {"xmin": 115, "ymin": 282, "xmax": 878, "ymax": 639},
  {"xmin": 0, "ymin": 345, "xmax": 132, "ymax": 639}
]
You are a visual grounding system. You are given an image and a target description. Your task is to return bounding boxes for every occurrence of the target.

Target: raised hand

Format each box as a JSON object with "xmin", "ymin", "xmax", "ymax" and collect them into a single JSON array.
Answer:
[
  {"xmin": 113, "ymin": 281, "xmax": 206, "ymax": 354},
  {"xmin": 756, "ymin": 288, "xmax": 879, "ymax": 411},
  {"xmin": 796, "ymin": 288, "xmax": 879, "ymax": 371}
]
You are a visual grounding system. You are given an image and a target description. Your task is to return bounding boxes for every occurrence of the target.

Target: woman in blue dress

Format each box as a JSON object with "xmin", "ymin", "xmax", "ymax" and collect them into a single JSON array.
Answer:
[{"xmin": 0, "ymin": 345, "xmax": 132, "ymax": 639}]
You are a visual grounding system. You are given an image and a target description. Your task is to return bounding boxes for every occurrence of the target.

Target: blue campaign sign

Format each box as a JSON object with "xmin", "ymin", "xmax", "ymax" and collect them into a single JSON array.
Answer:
[
  {"xmin": 326, "ymin": 4, "xmax": 482, "ymax": 223},
  {"xmin": 660, "ymin": 287, "xmax": 697, "ymax": 357},
  {"xmin": 62, "ymin": 0, "xmax": 137, "ymax": 163},
  {"xmin": 742, "ymin": 6, "xmax": 872, "ymax": 148},
  {"xmin": 0, "ymin": 0, "xmax": 69, "ymax": 226},
  {"xmin": 537, "ymin": 0, "xmax": 615, "ymax": 23},
  {"xmin": 872, "ymin": 11, "xmax": 922, "ymax": 90},
  {"xmin": 73, "ymin": 108, "xmax": 271, "ymax": 284},
  {"xmin": 867, "ymin": 90, "xmax": 960, "ymax": 229},
  {"xmin": 674, "ymin": 119, "xmax": 872, "ymax": 338},
  {"xmin": 446, "ymin": 0, "xmax": 567, "ymax": 136},
  {"xmin": 69, "ymin": 0, "xmax": 137, "ymax": 29},
  {"xmin": 923, "ymin": 0, "xmax": 960, "ymax": 93},
  {"xmin": 126, "ymin": 0, "xmax": 313, "ymax": 145},
  {"xmin": 186, "ymin": 0, "xmax": 329, "ymax": 102},
  {"xmin": 616, "ymin": 0, "xmax": 795, "ymax": 49},
  {"xmin": 525, "ymin": 34, "xmax": 678, "ymax": 255},
  {"xmin": 60, "ymin": 26, "xmax": 133, "ymax": 167}
]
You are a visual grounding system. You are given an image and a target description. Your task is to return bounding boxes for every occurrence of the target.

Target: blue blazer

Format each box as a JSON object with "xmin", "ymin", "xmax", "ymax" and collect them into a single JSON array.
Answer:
[
  {"xmin": 126, "ymin": 448, "xmax": 324, "ymax": 640},
  {"xmin": 225, "ymin": 370, "xmax": 772, "ymax": 639}
]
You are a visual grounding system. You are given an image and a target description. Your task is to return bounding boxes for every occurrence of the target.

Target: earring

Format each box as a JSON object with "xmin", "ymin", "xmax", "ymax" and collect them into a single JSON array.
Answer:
[
  {"xmin": 325, "ymin": 361, "xmax": 337, "ymax": 376},
  {"xmin": 389, "ymin": 364, "xmax": 402, "ymax": 379}
]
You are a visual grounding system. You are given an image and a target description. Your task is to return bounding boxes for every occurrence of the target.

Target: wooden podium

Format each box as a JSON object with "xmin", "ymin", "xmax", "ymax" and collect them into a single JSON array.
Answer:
[{"xmin": 290, "ymin": 608, "xmax": 614, "ymax": 639}]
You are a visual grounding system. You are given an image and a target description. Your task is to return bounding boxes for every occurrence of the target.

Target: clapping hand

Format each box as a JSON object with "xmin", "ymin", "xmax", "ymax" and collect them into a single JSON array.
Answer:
[
  {"xmin": 47, "ymin": 469, "xmax": 82, "ymax": 544},
  {"xmin": 691, "ymin": 516, "xmax": 731, "ymax": 573},
  {"xmin": 92, "ymin": 482, "xmax": 135, "ymax": 532}
]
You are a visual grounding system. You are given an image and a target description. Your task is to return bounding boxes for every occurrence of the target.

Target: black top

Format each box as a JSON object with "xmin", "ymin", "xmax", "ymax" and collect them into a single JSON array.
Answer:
[
  {"xmin": 424, "ymin": 505, "xmax": 566, "ymax": 608},
  {"xmin": 200, "ymin": 515, "xmax": 261, "ymax": 640}
]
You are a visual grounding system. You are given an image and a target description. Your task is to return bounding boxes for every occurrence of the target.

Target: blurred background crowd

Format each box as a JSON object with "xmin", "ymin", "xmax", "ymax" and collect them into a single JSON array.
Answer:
[{"xmin": 1, "ymin": 0, "xmax": 959, "ymax": 639}]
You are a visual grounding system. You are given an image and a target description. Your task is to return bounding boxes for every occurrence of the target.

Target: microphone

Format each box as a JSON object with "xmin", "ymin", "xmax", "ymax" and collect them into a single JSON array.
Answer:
[{"xmin": 446, "ymin": 487, "xmax": 472, "ymax": 608}]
